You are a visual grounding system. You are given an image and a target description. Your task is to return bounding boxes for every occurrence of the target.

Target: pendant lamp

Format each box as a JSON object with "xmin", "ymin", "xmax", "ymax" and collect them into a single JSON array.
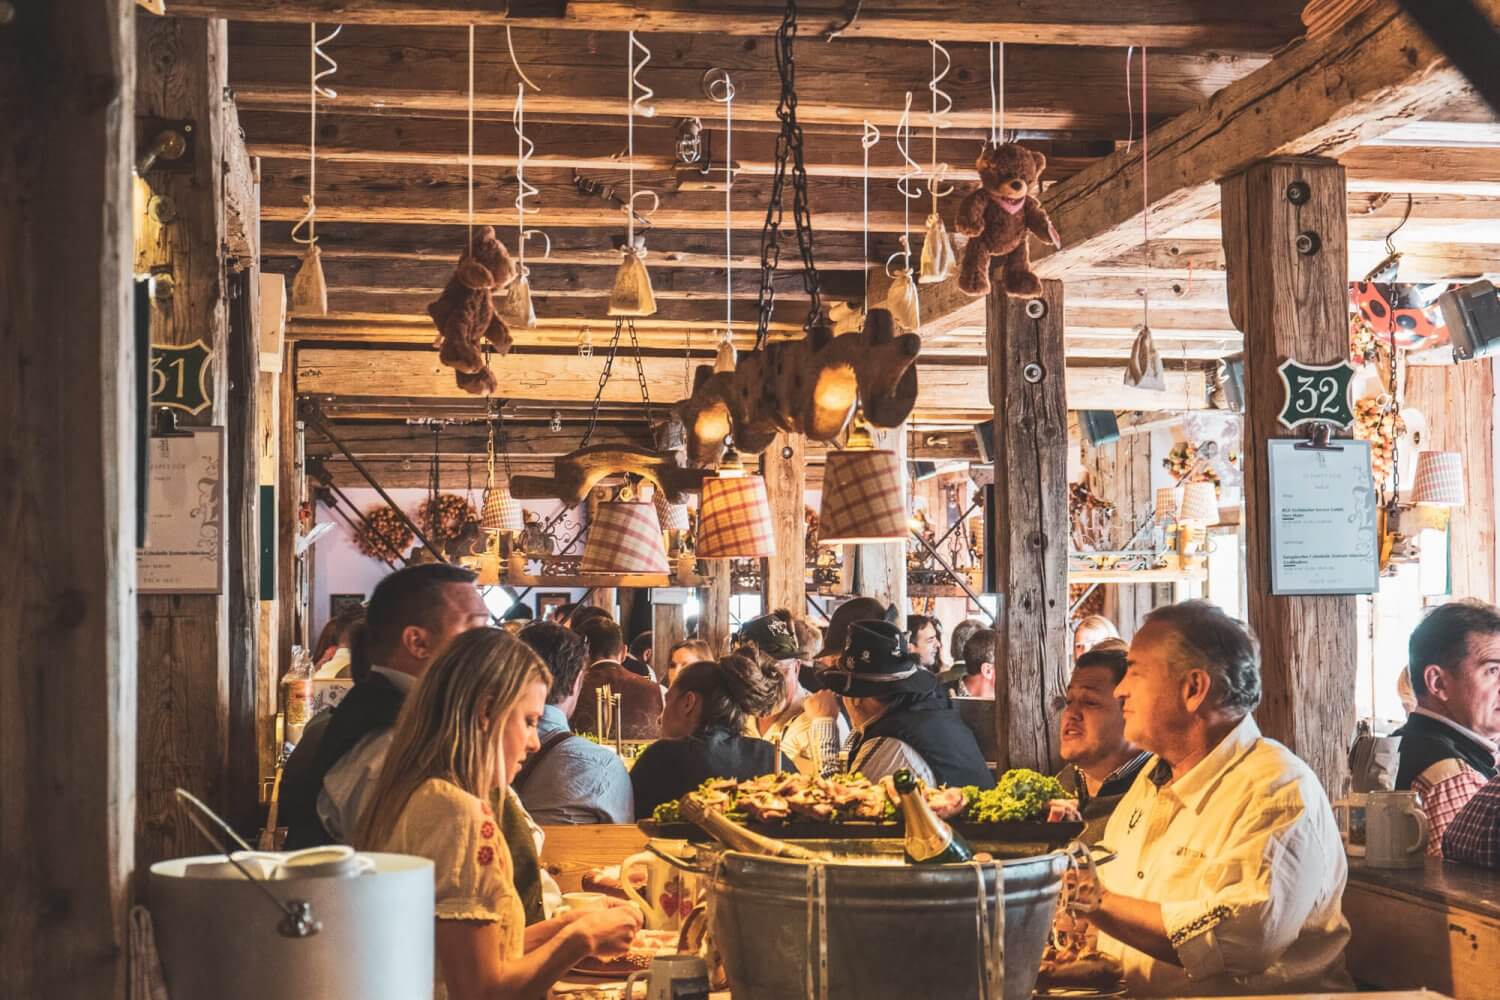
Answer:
[
  {"xmin": 497, "ymin": 265, "xmax": 537, "ymax": 329},
  {"xmin": 818, "ymin": 421, "xmax": 909, "ymax": 544},
  {"xmin": 1154, "ymin": 486, "xmax": 1182, "ymax": 522},
  {"xmin": 918, "ymin": 212, "xmax": 957, "ymax": 283},
  {"xmin": 696, "ymin": 448, "xmax": 775, "ymax": 559},
  {"xmin": 608, "ymin": 245, "xmax": 657, "ymax": 317},
  {"xmin": 480, "ymin": 479, "xmax": 524, "ymax": 533},
  {"xmin": 581, "ymin": 499, "xmax": 670, "ymax": 574},
  {"xmin": 1411, "ymin": 451, "xmax": 1464, "ymax": 506},
  {"xmin": 1177, "ymin": 482, "xmax": 1219, "ymax": 525}
]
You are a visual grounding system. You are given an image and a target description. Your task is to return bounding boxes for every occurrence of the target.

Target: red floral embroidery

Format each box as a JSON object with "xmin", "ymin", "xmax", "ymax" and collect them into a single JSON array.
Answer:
[
  {"xmin": 480, "ymin": 821, "xmax": 496, "ymax": 840},
  {"xmin": 480, "ymin": 802, "xmax": 493, "ymax": 817},
  {"xmin": 477, "ymin": 845, "xmax": 495, "ymax": 866}
]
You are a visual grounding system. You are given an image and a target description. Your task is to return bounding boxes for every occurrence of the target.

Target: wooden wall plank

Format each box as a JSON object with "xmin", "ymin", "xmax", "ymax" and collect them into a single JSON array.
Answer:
[
  {"xmin": 761, "ymin": 432, "xmax": 808, "ymax": 618},
  {"xmin": 1, "ymin": 0, "xmax": 137, "ymax": 994},
  {"xmin": 698, "ymin": 560, "xmax": 732, "ymax": 656}
]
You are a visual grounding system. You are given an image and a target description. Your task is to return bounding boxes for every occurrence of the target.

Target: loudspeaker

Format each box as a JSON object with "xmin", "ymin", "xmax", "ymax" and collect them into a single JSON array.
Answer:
[
  {"xmin": 973, "ymin": 420, "xmax": 995, "ymax": 464},
  {"xmin": 1221, "ymin": 356, "xmax": 1246, "ymax": 412},
  {"xmin": 1081, "ymin": 410, "xmax": 1120, "ymax": 446},
  {"xmin": 1439, "ymin": 280, "xmax": 1500, "ymax": 361}
]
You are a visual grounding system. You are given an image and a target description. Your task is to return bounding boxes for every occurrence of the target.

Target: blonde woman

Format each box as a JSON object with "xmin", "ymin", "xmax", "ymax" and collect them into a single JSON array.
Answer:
[
  {"xmin": 1072, "ymin": 614, "xmax": 1122, "ymax": 661},
  {"xmin": 357, "ymin": 628, "xmax": 640, "ymax": 999}
]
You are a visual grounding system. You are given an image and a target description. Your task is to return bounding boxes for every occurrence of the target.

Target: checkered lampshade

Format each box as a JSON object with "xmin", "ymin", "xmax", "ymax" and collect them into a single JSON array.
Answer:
[
  {"xmin": 1177, "ymin": 482, "xmax": 1219, "ymax": 524},
  {"xmin": 654, "ymin": 492, "xmax": 691, "ymax": 532},
  {"xmin": 1155, "ymin": 486, "xmax": 1181, "ymax": 522},
  {"xmin": 480, "ymin": 480, "xmax": 524, "ymax": 532},
  {"xmin": 580, "ymin": 501, "xmax": 670, "ymax": 574},
  {"xmin": 1412, "ymin": 451, "xmax": 1464, "ymax": 506},
  {"xmin": 818, "ymin": 449, "xmax": 908, "ymax": 544},
  {"xmin": 697, "ymin": 475, "xmax": 776, "ymax": 558}
]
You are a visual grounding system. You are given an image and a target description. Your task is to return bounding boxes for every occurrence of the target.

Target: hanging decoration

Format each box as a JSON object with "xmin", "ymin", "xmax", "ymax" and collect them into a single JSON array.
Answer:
[
  {"xmin": 706, "ymin": 69, "xmax": 738, "ymax": 370},
  {"xmin": 418, "ymin": 493, "xmax": 481, "ymax": 546},
  {"xmin": 608, "ymin": 31, "xmax": 659, "ymax": 317},
  {"xmin": 355, "ymin": 506, "xmax": 413, "ymax": 562},
  {"xmin": 860, "ymin": 119, "xmax": 881, "ymax": 313},
  {"xmin": 1121, "ymin": 47, "xmax": 1165, "ymax": 390},
  {"xmin": 480, "ymin": 401, "xmax": 525, "ymax": 533},
  {"xmin": 289, "ymin": 23, "xmax": 342, "ymax": 316},
  {"xmin": 818, "ymin": 418, "xmax": 909, "ymax": 544},
  {"xmin": 580, "ymin": 486, "xmax": 671, "ymax": 576},
  {"xmin": 497, "ymin": 73, "xmax": 549, "ymax": 330},
  {"xmin": 954, "ymin": 41, "xmax": 1057, "ymax": 298},
  {"xmin": 918, "ymin": 41, "xmax": 957, "ymax": 284},
  {"xmin": 883, "ymin": 91, "xmax": 922, "ymax": 329},
  {"xmin": 427, "ymin": 27, "xmax": 519, "ymax": 395}
]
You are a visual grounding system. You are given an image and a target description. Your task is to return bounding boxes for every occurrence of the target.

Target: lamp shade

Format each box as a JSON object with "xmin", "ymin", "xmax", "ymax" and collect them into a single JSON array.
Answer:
[
  {"xmin": 1155, "ymin": 487, "xmax": 1181, "ymax": 522},
  {"xmin": 1177, "ymin": 482, "xmax": 1219, "ymax": 524},
  {"xmin": 580, "ymin": 501, "xmax": 670, "ymax": 574},
  {"xmin": 480, "ymin": 480, "xmax": 524, "ymax": 533},
  {"xmin": 697, "ymin": 475, "xmax": 775, "ymax": 558},
  {"xmin": 654, "ymin": 493, "xmax": 691, "ymax": 532},
  {"xmin": 1411, "ymin": 451, "xmax": 1464, "ymax": 506},
  {"xmin": 818, "ymin": 449, "xmax": 908, "ymax": 544}
]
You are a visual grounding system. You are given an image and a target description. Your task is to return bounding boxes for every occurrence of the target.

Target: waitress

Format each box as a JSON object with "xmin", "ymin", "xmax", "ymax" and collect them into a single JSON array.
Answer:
[{"xmin": 630, "ymin": 653, "xmax": 795, "ymax": 818}]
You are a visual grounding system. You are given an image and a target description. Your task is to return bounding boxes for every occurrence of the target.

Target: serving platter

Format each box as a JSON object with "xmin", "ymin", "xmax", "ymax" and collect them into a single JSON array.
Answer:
[{"xmin": 639, "ymin": 818, "xmax": 1083, "ymax": 846}]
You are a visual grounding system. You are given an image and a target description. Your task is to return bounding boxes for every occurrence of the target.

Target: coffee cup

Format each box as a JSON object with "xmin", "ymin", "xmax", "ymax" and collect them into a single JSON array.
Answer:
[
  {"xmin": 623, "ymin": 954, "xmax": 711, "ymax": 1000},
  {"xmin": 561, "ymin": 891, "xmax": 608, "ymax": 913},
  {"xmin": 620, "ymin": 850, "xmax": 699, "ymax": 931},
  {"xmin": 273, "ymin": 845, "xmax": 375, "ymax": 879},
  {"xmin": 1364, "ymin": 789, "xmax": 1428, "ymax": 869}
]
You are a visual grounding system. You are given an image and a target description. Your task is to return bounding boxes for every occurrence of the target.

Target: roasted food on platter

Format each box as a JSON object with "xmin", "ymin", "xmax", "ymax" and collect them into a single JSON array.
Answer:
[{"xmin": 571, "ymin": 929, "xmax": 679, "ymax": 978}]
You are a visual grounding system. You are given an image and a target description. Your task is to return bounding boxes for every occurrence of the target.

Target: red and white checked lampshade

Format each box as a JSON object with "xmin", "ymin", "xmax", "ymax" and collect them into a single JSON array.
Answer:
[
  {"xmin": 480, "ymin": 480, "xmax": 524, "ymax": 533},
  {"xmin": 653, "ymin": 492, "xmax": 691, "ymax": 532},
  {"xmin": 697, "ymin": 474, "xmax": 776, "ymax": 558},
  {"xmin": 1411, "ymin": 451, "xmax": 1464, "ymax": 506},
  {"xmin": 580, "ymin": 501, "xmax": 670, "ymax": 574},
  {"xmin": 1177, "ymin": 482, "xmax": 1219, "ymax": 525},
  {"xmin": 1155, "ymin": 486, "xmax": 1182, "ymax": 522},
  {"xmin": 818, "ymin": 449, "xmax": 909, "ymax": 544}
]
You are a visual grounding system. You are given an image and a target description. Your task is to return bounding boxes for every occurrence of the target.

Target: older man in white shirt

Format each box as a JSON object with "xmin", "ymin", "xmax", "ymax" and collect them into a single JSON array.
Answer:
[{"xmin": 1084, "ymin": 600, "xmax": 1352, "ymax": 997}]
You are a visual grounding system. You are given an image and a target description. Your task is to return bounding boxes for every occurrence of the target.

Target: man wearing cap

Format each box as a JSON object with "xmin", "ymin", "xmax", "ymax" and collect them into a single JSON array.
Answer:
[
  {"xmin": 808, "ymin": 618, "xmax": 995, "ymax": 789},
  {"xmin": 736, "ymin": 610, "xmax": 848, "ymax": 778}
]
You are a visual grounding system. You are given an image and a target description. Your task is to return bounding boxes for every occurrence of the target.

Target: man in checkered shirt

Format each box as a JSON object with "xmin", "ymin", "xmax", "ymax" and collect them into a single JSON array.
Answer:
[
  {"xmin": 1444, "ymin": 771, "xmax": 1500, "ymax": 868},
  {"xmin": 1392, "ymin": 600, "xmax": 1500, "ymax": 855}
]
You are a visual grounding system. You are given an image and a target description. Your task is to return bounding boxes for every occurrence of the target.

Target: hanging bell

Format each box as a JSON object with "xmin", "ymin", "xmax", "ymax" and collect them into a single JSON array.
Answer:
[
  {"xmin": 918, "ymin": 212, "xmax": 957, "ymax": 284},
  {"xmin": 884, "ymin": 266, "xmax": 921, "ymax": 331},
  {"xmin": 713, "ymin": 330, "xmax": 737, "ymax": 373},
  {"xmin": 1124, "ymin": 324, "xmax": 1167, "ymax": 391},
  {"xmin": 608, "ymin": 245, "xmax": 657, "ymax": 317},
  {"xmin": 290, "ymin": 242, "xmax": 329, "ymax": 316},
  {"xmin": 497, "ymin": 265, "xmax": 537, "ymax": 329}
]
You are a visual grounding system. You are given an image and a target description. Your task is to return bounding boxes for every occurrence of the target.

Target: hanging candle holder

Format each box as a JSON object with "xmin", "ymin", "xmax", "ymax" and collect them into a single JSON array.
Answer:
[{"xmin": 289, "ymin": 23, "xmax": 341, "ymax": 316}]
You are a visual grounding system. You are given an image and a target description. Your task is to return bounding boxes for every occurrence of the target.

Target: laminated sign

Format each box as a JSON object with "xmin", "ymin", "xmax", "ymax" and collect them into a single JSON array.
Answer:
[
  {"xmin": 1276, "ymin": 358, "xmax": 1355, "ymax": 431},
  {"xmin": 150, "ymin": 340, "xmax": 215, "ymax": 415}
]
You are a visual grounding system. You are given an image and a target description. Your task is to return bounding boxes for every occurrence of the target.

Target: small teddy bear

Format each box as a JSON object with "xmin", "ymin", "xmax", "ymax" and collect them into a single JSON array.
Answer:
[
  {"xmin": 427, "ymin": 225, "xmax": 518, "ymax": 393},
  {"xmin": 953, "ymin": 142, "xmax": 1060, "ymax": 299}
]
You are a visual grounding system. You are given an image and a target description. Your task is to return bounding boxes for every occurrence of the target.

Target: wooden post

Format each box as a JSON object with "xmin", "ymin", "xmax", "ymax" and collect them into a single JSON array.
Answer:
[
  {"xmin": 761, "ymin": 432, "xmax": 808, "ymax": 616},
  {"xmin": 1083, "ymin": 431, "xmax": 1158, "ymax": 637},
  {"xmin": 652, "ymin": 597, "xmax": 688, "ymax": 683},
  {"xmin": 257, "ymin": 275, "xmax": 285, "ymax": 792},
  {"xmin": 1222, "ymin": 156, "xmax": 1356, "ymax": 796},
  {"xmin": 987, "ymin": 280, "xmax": 1070, "ymax": 773},
  {"xmin": 276, "ymin": 341, "xmax": 303, "ymax": 674},
  {"xmin": 853, "ymin": 424, "xmax": 908, "ymax": 611},
  {"xmin": 226, "ymin": 269, "xmax": 262, "ymax": 831},
  {"xmin": 700, "ymin": 559, "xmax": 732, "ymax": 655},
  {"xmin": 2, "ymin": 0, "xmax": 137, "ymax": 994},
  {"xmin": 135, "ymin": 16, "xmax": 238, "ymax": 866}
]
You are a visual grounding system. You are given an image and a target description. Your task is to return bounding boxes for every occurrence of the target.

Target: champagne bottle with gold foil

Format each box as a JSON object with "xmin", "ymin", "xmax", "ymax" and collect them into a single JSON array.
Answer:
[{"xmin": 893, "ymin": 769, "xmax": 974, "ymax": 864}]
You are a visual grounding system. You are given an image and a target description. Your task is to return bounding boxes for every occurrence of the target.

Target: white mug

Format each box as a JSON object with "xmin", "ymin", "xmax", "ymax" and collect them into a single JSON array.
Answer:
[
  {"xmin": 620, "ymin": 850, "xmax": 699, "ymax": 931},
  {"xmin": 623, "ymin": 954, "xmax": 710, "ymax": 1000},
  {"xmin": 560, "ymin": 891, "xmax": 608, "ymax": 913},
  {"xmin": 1332, "ymin": 793, "xmax": 1369, "ymax": 857},
  {"xmin": 1364, "ymin": 789, "xmax": 1429, "ymax": 868}
]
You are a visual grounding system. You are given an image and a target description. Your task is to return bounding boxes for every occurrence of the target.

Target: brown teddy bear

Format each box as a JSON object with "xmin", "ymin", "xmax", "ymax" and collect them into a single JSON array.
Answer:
[
  {"xmin": 954, "ymin": 142, "xmax": 1060, "ymax": 298},
  {"xmin": 427, "ymin": 225, "xmax": 517, "ymax": 394}
]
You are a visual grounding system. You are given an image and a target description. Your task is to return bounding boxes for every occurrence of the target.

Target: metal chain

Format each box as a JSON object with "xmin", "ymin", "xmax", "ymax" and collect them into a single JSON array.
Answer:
[
  {"xmin": 754, "ymin": 0, "xmax": 823, "ymax": 350},
  {"xmin": 625, "ymin": 317, "xmax": 654, "ymax": 424},
  {"xmin": 580, "ymin": 321, "xmax": 626, "ymax": 448}
]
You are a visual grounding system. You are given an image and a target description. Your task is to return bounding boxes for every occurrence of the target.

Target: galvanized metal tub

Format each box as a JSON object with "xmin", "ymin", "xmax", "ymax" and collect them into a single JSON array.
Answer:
[{"xmin": 702, "ymin": 840, "xmax": 1068, "ymax": 1000}]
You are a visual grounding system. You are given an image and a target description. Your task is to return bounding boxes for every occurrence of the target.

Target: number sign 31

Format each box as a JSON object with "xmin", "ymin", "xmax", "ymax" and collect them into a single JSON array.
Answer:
[
  {"xmin": 150, "ymin": 340, "xmax": 214, "ymax": 415},
  {"xmin": 1276, "ymin": 358, "xmax": 1356, "ymax": 431}
]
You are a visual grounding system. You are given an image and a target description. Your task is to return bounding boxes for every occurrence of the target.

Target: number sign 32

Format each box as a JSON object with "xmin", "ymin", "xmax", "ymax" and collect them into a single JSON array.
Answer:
[{"xmin": 1276, "ymin": 358, "xmax": 1356, "ymax": 431}]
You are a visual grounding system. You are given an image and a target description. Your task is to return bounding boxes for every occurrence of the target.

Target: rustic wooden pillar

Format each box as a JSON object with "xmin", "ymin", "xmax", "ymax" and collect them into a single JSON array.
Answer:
[
  {"xmin": 853, "ymin": 424, "xmax": 908, "ymax": 611},
  {"xmin": 256, "ymin": 276, "xmax": 285, "ymax": 793},
  {"xmin": 1084, "ymin": 430, "xmax": 1158, "ymax": 637},
  {"xmin": 699, "ymin": 559, "xmax": 732, "ymax": 655},
  {"xmin": 761, "ymin": 431, "xmax": 808, "ymax": 616},
  {"xmin": 652, "ymin": 596, "xmax": 688, "ymax": 682},
  {"xmin": 226, "ymin": 268, "xmax": 262, "ymax": 831},
  {"xmin": 987, "ymin": 280, "xmax": 1070, "ymax": 772},
  {"xmin": 2, "ymin": 0, "xmax": 137, "ymax": 994},
  {"xmin": 1222, "ymin": 156, "xmax": 1356, "ymax": 796},
  {"xmin": 276, "ymin": 342, "xmax": 304, "ymax": 669}
]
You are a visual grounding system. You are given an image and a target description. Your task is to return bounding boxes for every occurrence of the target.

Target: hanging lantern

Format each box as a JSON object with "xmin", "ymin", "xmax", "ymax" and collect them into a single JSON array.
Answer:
[
  {"xmin": 884, "ymin": 265, "xmax": 921, "ymax": 331},
  {"xmin": 290, "ymin": 243, "xmax": 329, "ymax": 316},
  {"xmin": 1177, "ymin": 482, "xmax": 1219, "ymax": 525},
  {"xmin": 918, "ymin": 212, "xmax": 957, "ymax": 284},
  {"xmin": 1411, "ymin": 451, "xmax": 1464, "ymax": 506},
  {"xmin": 480, "ymin": 479, "xmax": 524, "ymax": 533},
  {"xmin": 697, "ymin": 453, "xmax": 776, "ymax": 559},
  {"xmin": 818, "ymin": 421, "xmax": 908, "ymax": 544},
  {"xmin": 496, "ymin": 265, "xmax": 537, "ymax": 329},
  {"xmin": 581, "ymin": 500, "xmax": 670, "ymax": 574},
  {"xmin": 608, "ymin": 245, "xmax": 657, "ymax": 317},
  {"xmin": 714, "ymin": 330, "xmax": 738, "ymax": 373}
]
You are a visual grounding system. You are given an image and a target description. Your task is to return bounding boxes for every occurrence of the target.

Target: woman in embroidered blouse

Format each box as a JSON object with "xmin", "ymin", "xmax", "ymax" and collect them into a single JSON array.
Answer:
[{"xmin": 357, "ymin": 627, "xmax": 640, "ymax": 999}]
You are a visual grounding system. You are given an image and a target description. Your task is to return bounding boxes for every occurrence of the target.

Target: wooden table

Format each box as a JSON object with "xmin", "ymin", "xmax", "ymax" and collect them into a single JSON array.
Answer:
[{"xmin": 1344, "ymin": 857, "xmax": 1500, "ymax": 1000}]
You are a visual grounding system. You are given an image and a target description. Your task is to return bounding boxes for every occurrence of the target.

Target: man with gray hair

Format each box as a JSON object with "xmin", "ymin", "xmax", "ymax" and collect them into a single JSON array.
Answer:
[{"xmin": 1079, "ymin": 600, "xmax": 1351, "ymax": 996}]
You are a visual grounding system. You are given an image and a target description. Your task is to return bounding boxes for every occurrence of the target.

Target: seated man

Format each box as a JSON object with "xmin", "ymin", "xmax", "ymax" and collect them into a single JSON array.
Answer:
[
  {"xmin": 810, "ymin": 620, "xmax": 994, "ymax": 789},
  {"xmin": 513, "ymin": 622, "xmax": 634, "ymax": 825},
  {"xmin": 736, "ymin": 611, "xmax": 846, "ymax": 778},
  {"xmin": 1444, "ymin": 770, "xmax": 1500, "ymax": 868},
  {"xmin": 1056, "ymin": 644, "xmax": 1150, "ymax": 843},
  {"xmin": 570, "ymin": 616, "xmax": 664, "ymax": 740},
  {"xmin": 1393, "ymin": 600, "xmax": 1500, "ymax": 853},
  {"xmin": 949, "ymin": 628, "xmax": 998, "ymax": 699},
  {"xmin": 948, "ymin": 618, "xmax": 986, "ymax": 679},
  {"xmin": 1086, "ymin": 601, "xmax": 1351, "ymax": 996},
  {"xmin": 623, "ymin": 630, "xmax": 653, "ymax": 680}
]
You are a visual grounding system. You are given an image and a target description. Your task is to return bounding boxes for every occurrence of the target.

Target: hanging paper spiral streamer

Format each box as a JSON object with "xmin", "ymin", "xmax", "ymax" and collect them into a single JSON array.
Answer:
[
  {"xmin": 624, "ymin": 30, "xmax": 659, "ymax": 247},
  {"xmin": 926, "ymin": 40, "xmax": 954, "ymax": 200},
  {"xmin": 290, "ymin": 23, "xmax": 342, "ymax": 247},
  {"xmin": 707, "ymin": 69, "xmax": 737, "ymax": 342},
  {"xmin": 861, "ymin": 119, "xmax": 881, "ymax": 307},
  {"xmin": 987, "ymin": 40, "xmax": 1005, "ymax": 146},
  {"xmin": 511, "ymin": 83, "xmax": 551, "ymax": 270},
  {"xmin": 892, "ymin": 91, "xmax": 922, "ymax": 276}
]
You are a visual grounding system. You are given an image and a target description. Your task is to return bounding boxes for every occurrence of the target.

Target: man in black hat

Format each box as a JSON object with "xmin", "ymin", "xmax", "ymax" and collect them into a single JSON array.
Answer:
[
  {"xmin": 736, "ymin": 610, "xmax": 846, "ymax": 777},
  {"xmin": 807, "ymin": 619, "xmax": 995, "ymax": 789}
]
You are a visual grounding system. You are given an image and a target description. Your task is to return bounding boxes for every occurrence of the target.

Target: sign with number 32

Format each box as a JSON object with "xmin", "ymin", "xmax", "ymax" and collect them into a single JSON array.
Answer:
[{"xmin": 1276, "ymin": 358, "xmax": 1356, "ymax": 431}]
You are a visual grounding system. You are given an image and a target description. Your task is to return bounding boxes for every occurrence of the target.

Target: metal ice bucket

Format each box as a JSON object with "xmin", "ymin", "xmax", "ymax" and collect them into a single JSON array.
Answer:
[{"xmin": 683, "ymin": 839, "xmax": 1069, "ymax": 1000}]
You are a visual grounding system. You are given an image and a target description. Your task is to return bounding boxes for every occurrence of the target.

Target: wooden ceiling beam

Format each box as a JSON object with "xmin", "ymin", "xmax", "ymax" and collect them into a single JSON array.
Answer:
[
  {"xmin": 1342, "ymin": 146, "xmax": 1500, "ymax": 196},
  {"xmin": 1097, "ymin": 237, "xmax": 1500, "ymax": 281},
  {"xmin": 183, "ymin": 0, "xmax": 1305, "ymax": 48},
  {"xmin": 228, "ymin": 23, "xmax": 1265, "ymax": 135}
]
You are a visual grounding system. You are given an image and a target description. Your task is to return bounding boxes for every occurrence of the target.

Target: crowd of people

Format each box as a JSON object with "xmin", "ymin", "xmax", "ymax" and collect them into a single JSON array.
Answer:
[{"xmin": 282, "ymin": 563, "xmax": 1500, "ymax": 998}]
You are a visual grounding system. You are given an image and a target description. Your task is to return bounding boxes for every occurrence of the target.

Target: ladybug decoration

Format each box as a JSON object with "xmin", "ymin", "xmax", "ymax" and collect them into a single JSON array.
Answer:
[{"xmin": 1351, "ymin": 282, "xmax": 1450, "ymax": 352}]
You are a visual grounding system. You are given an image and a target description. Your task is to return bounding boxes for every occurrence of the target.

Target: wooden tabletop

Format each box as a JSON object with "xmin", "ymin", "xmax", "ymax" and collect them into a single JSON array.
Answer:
[{"xmin": 1347, "ymin": 856, "xmax": 1500, "ymax": 920}]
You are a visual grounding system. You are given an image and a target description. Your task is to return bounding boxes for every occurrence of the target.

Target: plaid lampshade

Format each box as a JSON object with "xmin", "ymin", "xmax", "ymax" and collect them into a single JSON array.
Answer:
[
  {"xmin": 818, "ymin": 449, "xmax": 908, "ymax": 544},
  {"xmin": 581, "ymin": 501, "xmax": 670, "ymax": 574},
  {"xmin": 1411, "ymin": 451, "xmax": 1464, "ymax": 506},
  {"xmin": 1155, "ymin": 486, "xmax": 1182, "ymax": 522},
  {"xmin": 653, "ymin": 492, "xmax": 691, "ymax": 532},
  {"xmin": 697, "ymin": 475, "xmax": 776, "ymax": 558},
  {"xmin": 1177, "ymin": 482, "xmax": 1219, "ymax": 524},
  {"xmin": 480, "ymin": 480, "xmax": 524, "ymax": 533}
]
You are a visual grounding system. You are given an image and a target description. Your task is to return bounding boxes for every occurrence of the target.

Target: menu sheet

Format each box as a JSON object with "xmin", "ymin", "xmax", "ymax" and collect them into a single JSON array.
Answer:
[
  {"xmin": 139, "ymin": 427, "xmax": 224, "ymax": 594},
  {"xmin": 1267, "ymin": 438, "xmax": 1378, "ymax": 595}
]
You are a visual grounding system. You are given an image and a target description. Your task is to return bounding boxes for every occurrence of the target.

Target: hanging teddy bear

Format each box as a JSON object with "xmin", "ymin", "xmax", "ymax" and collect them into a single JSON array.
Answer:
[
  {"xmin": 954, "ymin": 142, "xmax": 1060, "ymax": 299},
  {"xmin": 427, "ymin": 225, "xmax": 518, "ymax": 395}
]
